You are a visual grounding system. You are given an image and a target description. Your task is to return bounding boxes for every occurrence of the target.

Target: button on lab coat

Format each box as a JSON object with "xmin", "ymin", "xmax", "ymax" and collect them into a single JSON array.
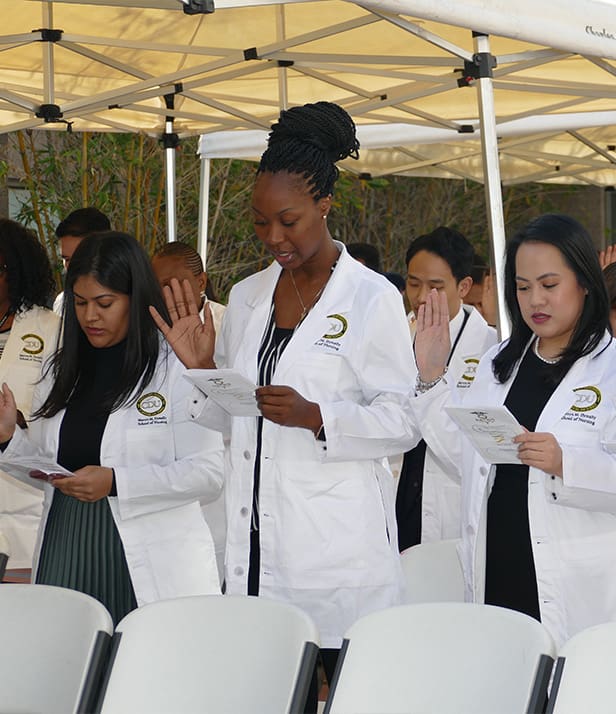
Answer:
[
  {"xmin": 0, "ymin": 344, "xmax": 224, "ymax": 604},
  {"xmin": 412, "ymin": 334, "xmax": 616, "ymax": 645},
  {"xmin": 191, "ymin": 244, "xmax": 421, "ymax": 647}
]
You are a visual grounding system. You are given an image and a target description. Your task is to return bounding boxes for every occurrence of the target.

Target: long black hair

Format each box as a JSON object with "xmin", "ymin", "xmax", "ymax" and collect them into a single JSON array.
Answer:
[
  {"xmin": 0, "ymin": 219, "xmax": 55, "ymax": 312},
  {"xmin": 492, "ymin": 214, "xmax": 609, "ymax": 383},
  {"xmin": 35, "ymin": 232, "xmax": 170, "ymax": 418},
  {"xmin": 257, "ymin": 101, "xmax": 360, "ymax": 199}
]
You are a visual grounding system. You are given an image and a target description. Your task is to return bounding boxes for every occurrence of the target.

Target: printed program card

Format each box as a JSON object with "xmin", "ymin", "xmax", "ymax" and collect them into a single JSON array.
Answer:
[
  {"xmin": 184, "ymin": 369, "xmax": 260, "ymax": 416},
  {"xmin": 0, "ymin": 455, "xmax": 74, "ymax": 482},
  {"xmin": 444, "ymin": 405, "xmax": 525, "ymax": 464}
]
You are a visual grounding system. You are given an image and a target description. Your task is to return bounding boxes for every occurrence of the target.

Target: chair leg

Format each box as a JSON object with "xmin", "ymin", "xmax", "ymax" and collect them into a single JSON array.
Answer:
[
  {"xmin": 526, "ymin": 654, "xmax": 554, "ymax": 714},
  {"xmin": 545, "ymin": 657, "xmax": 566, "ymax": 714},
  {"xmin": 289, "ymin": 642, "xmax": 320, "ymax": 714},
  {"xmin": 0, "ymin": 553, "xmax": 8, "ymax": 582}
]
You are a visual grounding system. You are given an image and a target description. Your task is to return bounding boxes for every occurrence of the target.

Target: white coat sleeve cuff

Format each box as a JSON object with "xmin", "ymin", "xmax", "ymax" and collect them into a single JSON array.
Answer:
[
  {"xmin": 318, "ymin": 394, "xmax": 420, "ymax": 462},
  {"xmin": 547, "ymin": 444, "xmax": 616, "ymax": 514}
]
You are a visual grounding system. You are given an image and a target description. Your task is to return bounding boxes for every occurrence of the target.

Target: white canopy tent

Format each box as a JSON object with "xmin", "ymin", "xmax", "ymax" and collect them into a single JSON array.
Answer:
[{"xmin": 5, "ymin": 0, "xmax": 616, "ymax": 332}]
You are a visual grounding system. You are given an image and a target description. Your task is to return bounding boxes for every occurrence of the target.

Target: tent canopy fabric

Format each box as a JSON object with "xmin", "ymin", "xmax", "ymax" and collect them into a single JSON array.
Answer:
[
  {"xmin": 198, "ymin": 112, "xmax": 616, "ymax": 186},
  {"xmin": 4, "ymin": 0, "xmax": 616, "ymax": 185}
]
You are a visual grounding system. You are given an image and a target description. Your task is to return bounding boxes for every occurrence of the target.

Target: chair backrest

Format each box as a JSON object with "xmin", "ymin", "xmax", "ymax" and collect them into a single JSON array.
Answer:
[
  {"xmin": 324, "ymin": 602, "xmax": 556, "ymax": 714},
  {"xmin": 98, "ymin": 594, "xmax": 320, "ymax": 714},
  {"xmin": 0, "ymin": 531, "xmax": 9, "ymax": 581},
  {"xmin": 0, "ymin": 584, "xmax": 114, "ymax": 714},
  {"xmin": 400, "ymin": 538, "xmax": 465, "ymax": 603},
  {"xmin": 546, "ymin": 622, "xmax": 616, "ymax": 714}
]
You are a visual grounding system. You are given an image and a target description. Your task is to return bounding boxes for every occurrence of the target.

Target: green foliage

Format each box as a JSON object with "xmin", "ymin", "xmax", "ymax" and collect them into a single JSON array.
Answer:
[{"xmin": 5, "ymin": 130, "xmax": 590, "ymax": 300}]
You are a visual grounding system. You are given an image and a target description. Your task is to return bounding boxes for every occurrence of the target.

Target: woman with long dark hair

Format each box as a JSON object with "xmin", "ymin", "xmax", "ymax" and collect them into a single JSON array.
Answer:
[
  {"xmin": 152, "ymin": 102, "xmax": 421, "ymax": 708},
  {"xmin": 0, "ymin": 232, "xmax": 223, "ymax": 623},
  {"xmin": 413, "ymin": 213, "xmax": 616, "ymax": 646},
  {"xmin": 0, "ymin": 219, "xmax": 59, "ymax": 581}
]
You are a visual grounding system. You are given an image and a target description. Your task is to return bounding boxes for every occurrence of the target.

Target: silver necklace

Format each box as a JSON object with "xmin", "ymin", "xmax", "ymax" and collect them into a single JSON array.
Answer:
[
  {"xmin": 533, "ymin": 338, "xmax": 560, "ymax": 365},
  {"xmin": 289, "ymin": 270, "xmax": 330, "ymax": 322}
]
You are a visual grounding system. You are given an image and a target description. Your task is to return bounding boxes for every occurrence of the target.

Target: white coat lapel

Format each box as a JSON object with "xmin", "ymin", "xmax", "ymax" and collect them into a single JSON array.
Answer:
[
  {"xmin": 232, "ymin": 263, "xmax": 281, "ymax": 384},
  {"xmin": 536, "ymin": 335, "xmax": 612, "ymax": 432},
  {"xmin": 272, "ymin": 247, "xmax": 358, "ymax": 384}
]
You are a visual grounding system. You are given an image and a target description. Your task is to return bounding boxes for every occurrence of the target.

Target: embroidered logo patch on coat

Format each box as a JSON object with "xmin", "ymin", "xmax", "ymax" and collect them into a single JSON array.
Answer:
[
  {"xmin": 21, "ymin": 333, "xmax": 44, "ymax": 355},
  {"xmin": 137, "ymin": 392, "xmax": 167, "ymax": 416},
  {"xmin": 571, "ymin": 385, "xmax": 601, "ymax": 412}
]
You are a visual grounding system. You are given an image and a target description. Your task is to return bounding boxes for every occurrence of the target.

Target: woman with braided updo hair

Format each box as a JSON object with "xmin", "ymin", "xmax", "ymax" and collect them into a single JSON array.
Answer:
[{"xmin": 152, "ymin": 101, "xmax": 420, "ymax": 709}]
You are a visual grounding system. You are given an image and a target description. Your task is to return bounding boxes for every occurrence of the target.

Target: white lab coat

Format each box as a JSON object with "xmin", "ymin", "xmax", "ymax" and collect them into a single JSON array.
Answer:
[
  {"xmin": 415, "ymin": 305, "xmax": 497, "ymax": 542},
  {"xmin": 191, "ymin": 243, "xmax": 421, "ymax": 647},
  {"xmin": 0, "ymin": 306, "xmax": 60, "ymax": 568},
  {"xmin": 200, "ymin": 301, "xmax": 227, "ymax": 584},
  {"xmin": 412, "ymin": 333, "xmax": 616, "ymax": 646},
  {"xmin": 0, "ymin": 343, "xmax": 225, "ymax": 604}
]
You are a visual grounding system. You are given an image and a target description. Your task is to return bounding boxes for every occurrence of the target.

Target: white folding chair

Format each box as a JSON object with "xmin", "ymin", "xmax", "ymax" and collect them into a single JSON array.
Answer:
[
  {"xmin": 0, "ymin": 531, "xmax": 9, "ymax": 581},
  {"xmin": 0, "ymin": 584, "xmax": 114, "ymax": 714},
  {"xmin": 324, "ymin": 602, "xmax": 556, "ymax": 714},
  {"xmin": 400, "ymin": 538, "xmax": 465, "ymax": 603},
  {"xmin": 97, "ymin": 594, "xmax": 320, "ymax": 714},
  {"xmin": 546, "ymin": 621, "xmax": 616, "ymax": 714}
]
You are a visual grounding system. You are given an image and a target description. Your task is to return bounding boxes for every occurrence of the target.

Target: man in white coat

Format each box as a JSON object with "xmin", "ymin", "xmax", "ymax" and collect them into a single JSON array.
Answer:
[
  {"xmin": 53, "ymin": 207, "xmax": 111, "ymax": 315},
  {"xmin": 396, "ymin": 227, "xmax": 497, "ymax": 550}
]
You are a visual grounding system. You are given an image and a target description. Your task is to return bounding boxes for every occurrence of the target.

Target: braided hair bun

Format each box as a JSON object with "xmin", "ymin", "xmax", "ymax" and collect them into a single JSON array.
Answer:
[{"xmin": 257, "ymin": 101, "xmax": 360, "ymax": 200}]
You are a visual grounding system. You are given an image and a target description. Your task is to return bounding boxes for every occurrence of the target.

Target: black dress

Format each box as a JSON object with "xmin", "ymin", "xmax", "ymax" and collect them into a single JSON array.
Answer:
[
  {"xmin": 484, "ymin": 346, "xmax": 566, "ymax": 620},
  {"xmin": 247, "ymin": 304, "xmax": 294, "ymax": 596},
  {"xmin": 36, "ymin": 341, "xmax": 137, "ymax": 624}
]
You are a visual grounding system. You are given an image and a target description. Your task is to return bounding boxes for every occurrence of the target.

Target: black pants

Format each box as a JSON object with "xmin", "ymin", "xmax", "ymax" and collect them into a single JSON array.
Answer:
[{"xmin": 304, "ymin": 648, "xmax": 340, "ymax": 714}]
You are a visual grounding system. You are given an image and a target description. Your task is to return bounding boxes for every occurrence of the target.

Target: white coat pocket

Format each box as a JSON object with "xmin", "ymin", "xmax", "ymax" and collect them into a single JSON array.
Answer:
[
  {"xmin": 121, "ymin": 427, "xmax": 173, "ymax": 467},
  {"xmin": 273, "ymin": 458, "xmax": 397, "ymax": 589}
]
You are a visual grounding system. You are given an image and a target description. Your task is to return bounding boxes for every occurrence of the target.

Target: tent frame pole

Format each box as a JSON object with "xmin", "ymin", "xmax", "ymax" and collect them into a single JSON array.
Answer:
[
  {"xmin": 198, "ymin": 156, "xmax": 211, "ymax": 270},
  {"xmin": 163, "ymin": 92, "xmax": 179, "ymax": 243},
  {"xmin": 473, "ymin": 32, "xmax": 510, "ymax": 339}
]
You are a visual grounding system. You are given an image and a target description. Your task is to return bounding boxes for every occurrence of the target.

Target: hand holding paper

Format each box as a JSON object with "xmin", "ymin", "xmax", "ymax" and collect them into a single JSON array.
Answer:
[
  {"xmin": 513, "ymin": 430, "xmax": 563, "ymax": 477},
  {"xmin": 445, "ymin": 405, "xmax": 525, "ymax": 464},
  {"xmin": 0, "ymin": 455, "xmax": 74, "ymax": 485}
]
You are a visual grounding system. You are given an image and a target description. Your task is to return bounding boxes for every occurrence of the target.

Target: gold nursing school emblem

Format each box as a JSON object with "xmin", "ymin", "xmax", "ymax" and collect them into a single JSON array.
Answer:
[
  {"xmin": 570, "ymin": 386, "xmax": 601, "ymax": 412},
  {"xmin": 137, "ymin": 392, "xmax": 167, "ymax": 416},
  {"xmin": 323, "ymin": 314, "xmax": 348, "ymax": 340},
  {"xmin": 21, "ymin": 333, "xmax": 44, "ymax": 355}
]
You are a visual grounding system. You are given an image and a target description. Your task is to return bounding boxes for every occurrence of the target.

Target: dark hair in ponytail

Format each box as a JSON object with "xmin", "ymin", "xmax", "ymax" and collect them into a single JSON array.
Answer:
[{"xmin": 257, "ymin": 101, "xmax": 360, "ymax": 199}]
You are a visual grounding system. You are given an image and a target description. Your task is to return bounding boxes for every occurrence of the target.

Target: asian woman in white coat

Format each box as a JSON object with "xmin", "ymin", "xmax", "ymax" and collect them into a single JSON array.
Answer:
[
  {"xmin": 0, "ymin": 219, "xmax": 60, "ymax": 580},
  {"xmin": 0, "ymin": 232, "xmax": 224, "ymax": 623},
  {"xmin": 412, "ymin": 213, "xmax": 616, "ymax": 646},
  {"xmin": 152, "ymin": 101, "xmax": 421, "ymax": 710}
]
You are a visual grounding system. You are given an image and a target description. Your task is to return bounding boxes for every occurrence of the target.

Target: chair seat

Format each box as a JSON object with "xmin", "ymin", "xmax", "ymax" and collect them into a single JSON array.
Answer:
[
  {"xmin": 325, "ymin": 602, "xmax": 556, "ymax": 714},
  {"xmin": 98, "ymin": 594, "xmax": 320, "ymax": 714}
]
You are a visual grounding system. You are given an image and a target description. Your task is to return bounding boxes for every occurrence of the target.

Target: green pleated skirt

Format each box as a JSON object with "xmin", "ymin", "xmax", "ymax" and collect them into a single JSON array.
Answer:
[{"xmin": 36, "ymin": 490, "xmax": 137, "ymax": 625}]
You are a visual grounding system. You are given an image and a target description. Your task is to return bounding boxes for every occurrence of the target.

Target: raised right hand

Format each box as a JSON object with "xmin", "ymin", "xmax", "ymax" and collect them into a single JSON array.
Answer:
[
  {"xmin": 414, "ymin": 289, "xmax": 451, "ymax": 383},
  {"xmin": 599, "ymin": 244, "xmax": 616, "ymax": 270},
  {"xmin": 149, "ymin": 278, "xmax": 216, "ymax": 370},
  {"xmin": 0, "ymin": 382, "xmax": 17, "ymax": 443}
]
